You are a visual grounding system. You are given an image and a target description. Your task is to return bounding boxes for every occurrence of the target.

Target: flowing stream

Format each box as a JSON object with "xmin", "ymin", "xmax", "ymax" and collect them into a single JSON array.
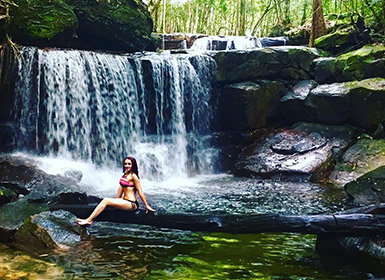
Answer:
[{"xmin": 4, "ymin": 47, "xmax": 379, "ymax": 279}]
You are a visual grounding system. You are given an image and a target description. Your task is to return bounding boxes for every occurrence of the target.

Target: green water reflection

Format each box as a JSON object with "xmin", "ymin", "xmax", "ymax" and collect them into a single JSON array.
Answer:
[{"xmin": 47, "ymin": 224, "xmax": 359, "ymax": 279}]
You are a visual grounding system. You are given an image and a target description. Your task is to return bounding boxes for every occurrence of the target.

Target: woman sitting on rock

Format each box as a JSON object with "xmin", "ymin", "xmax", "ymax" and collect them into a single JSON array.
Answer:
[{"xmin": 76, "ymin": 156, "xmax": 155, "ymax": 226}]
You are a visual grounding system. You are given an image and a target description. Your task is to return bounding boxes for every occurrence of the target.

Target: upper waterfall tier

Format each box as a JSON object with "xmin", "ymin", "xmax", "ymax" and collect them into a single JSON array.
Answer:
[
  {"xmin": 12, "ymin": 47, "xmax": 217, "ymax": 179},
  {"xmin": 190, "ymin": 36, "xmax": 288, "ymax": 51}
]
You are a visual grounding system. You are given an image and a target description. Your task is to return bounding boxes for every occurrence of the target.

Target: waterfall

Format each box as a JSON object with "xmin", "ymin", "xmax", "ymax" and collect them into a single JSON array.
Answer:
[
  {"xmin": 13, "ymin": 47, "xmax": 217, "ymax": 181},
  {"xmin": 190, "ymin": 35, "xmax": 288, "ymax": 50}
]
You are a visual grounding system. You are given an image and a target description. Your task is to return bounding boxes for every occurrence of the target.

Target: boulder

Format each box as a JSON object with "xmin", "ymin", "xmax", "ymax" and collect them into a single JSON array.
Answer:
[
  {"xmin": 235, "ymin": 123, "xmax": 357, "ymax": 181},
  {"xmin": 0, "ymin": 186, "xmax": 17, "ymax": 205},
  {"xmin": 344, "ymin": 166, "xmax": 385, "ymax": 205},
  {"xmin": 0, "ymin": 155, "xmax": 87, "ymax": 203},
  {"xmin": 314, "ymin": 44, "xmax": 385, "ymax": 83},
  {"xmin": 7, "ymin": 0, "xmax": 78, "ymax": 47},
  {"xmin": 304, "ymin": 78, "xmax": 385, "ymax": 130},
  {"xmin": 0, "ymin": 198, "xmax": 49, "ymax": 241},
  {"xmin": 217, "ymin": 80, "xmax": 285, "ymax": 131},
  {"xmin": 280, "ymin": 80, "xmax": 318, "ymax": 123},
  {"xmin": 211, "ymin": 46, "xmax": 325, "ymax": 83},
  {"xmin": 317, "ymin": 234, "xmax": 385, "ymax": 265},
  {"xmin": 304, "ymin": 82, "xmax": 351, "ymax": 124},
  {"xmin": 6, "ymin": 0, "xmax": 153, "ymax": 52},
  {"xmin": 64, "ymin": 0, "xmax": 153, "ymax": 52},
  {"xmin": 330, "ymin": 138, "xmax": 385, "ymax": 186},
  {"xmin": 283, "ymin": 25, "xmax": 310, "ymax": 45},
  {"xmin": 314, "ymin": 27, "xmax": 358, "ymax": 54},
  {"xmin": 330, "ymin": 139, "xmax": 385, "ymax": 185},
  {"xmin": 14, "ymin": 210, "xmax": 82, "ymax": 254}
]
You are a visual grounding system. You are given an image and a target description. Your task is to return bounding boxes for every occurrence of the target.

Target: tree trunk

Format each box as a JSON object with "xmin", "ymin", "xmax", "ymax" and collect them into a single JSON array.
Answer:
[
  {"xmin": 309, "ymin": 0, "xmax": 326, "ymax": 47},
  {"xmin": 52, "ymin": 203, "xmax": 385, "ymax": 235}
]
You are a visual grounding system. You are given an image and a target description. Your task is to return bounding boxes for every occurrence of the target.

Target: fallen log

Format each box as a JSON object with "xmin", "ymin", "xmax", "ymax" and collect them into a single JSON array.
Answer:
[{"xmin": 50, "ymin": 203, "xmax": 385, "ymax": 235}]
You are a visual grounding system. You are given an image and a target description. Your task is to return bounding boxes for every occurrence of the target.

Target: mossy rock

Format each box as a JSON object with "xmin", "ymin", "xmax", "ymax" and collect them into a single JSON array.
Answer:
[
  {"xmin": 314, "ymin": 44, "xmax": 385, "ymax": 83},
  {"xmin": 284, "ymin": 25, "xmax": 310, "ymax": 45},
  {"xmin": 6, "ymin": 0, "xmax": 153, "ymax": 51},
  {"xmin": 344, "ymin": 165, "xmax": 385, "ymax": 205},
  {"xmin": 314, "ymin": 27, "xmax": 357, "ymax": 54},
  {"xmin": 304, "ymin": 78, "xmax": 385, "ymax": 129},
  {"xmin": 14, "ymin": 210, "xmax": 82, "ymax": 254},
  {"xmin": 330, "ymin": 138, "xmax": 385, "ymax": 185},
  {"xmin": 64, "ymin": 0, "xmax": 153, "ymax": 52},
  {"xmin": 7, "ymin": 0, "xmax": 78, "ymax": 47},
  {"xmin": 0, "ymin": 186, "xmax": 17, "ymax": 205}
]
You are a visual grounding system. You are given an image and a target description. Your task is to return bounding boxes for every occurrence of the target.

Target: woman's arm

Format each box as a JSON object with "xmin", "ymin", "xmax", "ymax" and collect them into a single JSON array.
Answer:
[
  {"xmin": 133, "ymin": 175, "xmax": 155, "ymax": 213},
  {"xmin": 116, "ymin": 185, "xmax": 123, "ymax": 198}
]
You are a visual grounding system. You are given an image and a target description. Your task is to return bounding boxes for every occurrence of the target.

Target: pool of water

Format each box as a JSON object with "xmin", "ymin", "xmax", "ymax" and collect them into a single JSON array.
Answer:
[
  {"xmin": 0, "ymin": 156, "xmax": 375, "ymax": 279},
  {"xmin": 42, "ymin": 223, "xmax": 374, "ymax": 279}
]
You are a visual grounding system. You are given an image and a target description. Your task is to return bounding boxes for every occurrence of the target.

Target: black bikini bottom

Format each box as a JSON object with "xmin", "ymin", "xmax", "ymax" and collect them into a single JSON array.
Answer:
[{"xmin": 124, "ymin": 199, "xmax": 139, "ymax": 210}]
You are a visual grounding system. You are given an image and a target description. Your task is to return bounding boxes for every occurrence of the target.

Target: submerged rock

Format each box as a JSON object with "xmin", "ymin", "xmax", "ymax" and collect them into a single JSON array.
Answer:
[
  {"xmin": 344, "ymin": 166, "xmax": 385, "ymax": 205},
  {"xmin": 235, "ymin": 123, "xmax": 357, "ymax": 181},
  {"xmin": 14, "ymin": 210, "xmax": 82, "ymax": 254},
  {"xmin": 217, "ymin": 80, "xmax": 285, "ymax": 131},
  {"xmin": 330, "ymin": 138, "xmax": 385, "ymax": 185},
  {"xmin": 317, "ymin": 234, "xmax": 385, "ymax": 265},
  {"xmin": 314, "ymin": 44, "xmax": 385, "ymax": 83}
]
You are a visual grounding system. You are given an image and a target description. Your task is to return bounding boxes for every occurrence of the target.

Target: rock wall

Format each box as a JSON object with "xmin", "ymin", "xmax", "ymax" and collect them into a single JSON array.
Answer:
[{"xmin": 212, "ymin": 44, "xmax": 385, "ymax": 187}]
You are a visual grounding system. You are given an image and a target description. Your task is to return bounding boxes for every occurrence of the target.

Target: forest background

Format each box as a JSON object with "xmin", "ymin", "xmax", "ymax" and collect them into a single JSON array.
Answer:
[{"xmin": 146, "ymin": 0, "xmax": 385, "ymax": 43}]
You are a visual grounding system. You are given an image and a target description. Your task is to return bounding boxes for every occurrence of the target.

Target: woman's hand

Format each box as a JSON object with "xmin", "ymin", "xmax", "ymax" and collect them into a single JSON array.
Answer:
[{"xmin": 145, "ymin": 205, "xmax": 156, "ymax": 214}]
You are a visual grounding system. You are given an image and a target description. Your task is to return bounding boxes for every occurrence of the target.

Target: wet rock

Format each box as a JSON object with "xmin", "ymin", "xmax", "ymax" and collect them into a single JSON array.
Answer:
[
  {"xmin": 304, "ymin": 78, "xmax": 385, "ymax": 130},
  {"xmin": 0, "ymin": 155, "xmax": 86, "ymax": 203},
  {"xmin": 211, "ymin": 46, "xmax": 325, "ymax": 83},
  {"xmin": 14, "ymin": 210, "xmax": 82, "ymax": 254},
  {"xmin": 330, "ymin": 138, "xmax": 385, "ymax": 186},
  {"xmin": 0, "ymin": 186, "xmax": 17, "ymax": 205},
  {"xmin": 0, "ymin": 198, "xmax": 49, "ymax": 242},
  {"xmin": 314, "ymin": 44, "xmax": 385, "ymax": 83},
  {"xmin": 344, "ymin": 166, "xmax": 385, "ymax": 205},
  {"xmin": 280, "ymin": 80, "xmax": 318, "ymax": 123},
  {"xmin": 317, "ymin": 234, "xmax": 385, "ymax": 265},
  {"xmin": 217, "ymin": 80, "xmax": 285, "ymax": 131},
  {"xmin": 63, "ymin": 169, "xmax": 83, "ymax": 183},
  {"xmin": 235, "ymin": 123, "xmax": 357, "ymax": 181}
]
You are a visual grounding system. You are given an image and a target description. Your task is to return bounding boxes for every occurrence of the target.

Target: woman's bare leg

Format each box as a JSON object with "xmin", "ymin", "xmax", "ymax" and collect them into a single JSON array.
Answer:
[{"xmin": 76, "ymin": 198, "xmax": 136, "ymax": 225}]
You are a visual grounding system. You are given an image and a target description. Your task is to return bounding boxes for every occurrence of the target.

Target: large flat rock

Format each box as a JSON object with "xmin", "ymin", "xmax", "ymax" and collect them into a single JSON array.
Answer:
[{"xmin": 235, "ymin": 123, "xmax": 357, "ymax": 181}]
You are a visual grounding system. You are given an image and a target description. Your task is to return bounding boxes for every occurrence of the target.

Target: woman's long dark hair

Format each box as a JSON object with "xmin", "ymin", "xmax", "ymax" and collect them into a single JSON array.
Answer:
[{"xmin": 122, "ymin": 156, "xmax": 139, "ymax": 178}]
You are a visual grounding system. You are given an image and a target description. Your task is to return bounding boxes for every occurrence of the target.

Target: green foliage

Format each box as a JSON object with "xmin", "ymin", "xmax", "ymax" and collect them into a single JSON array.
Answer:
[{"xmin": 149, "ymin": 0, "xmax": 385, "ymax": 38}]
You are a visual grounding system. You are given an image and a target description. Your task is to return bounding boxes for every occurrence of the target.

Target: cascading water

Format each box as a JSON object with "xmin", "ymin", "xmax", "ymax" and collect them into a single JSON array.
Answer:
[
  {"xmin": 190, "ymin": 35, "xmax": 288, "ymax": 50},
  {"xmin": 13, "ymin": 47, "xmax": 218, "ymax": 186}
]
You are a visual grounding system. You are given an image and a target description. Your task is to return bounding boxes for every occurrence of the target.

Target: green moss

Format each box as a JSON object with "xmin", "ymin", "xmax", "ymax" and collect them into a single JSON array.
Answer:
[
  {"xmin": 314, "ymin": 28, "xmax": 355, "ymax": 49},
  {"xmin": 8, "ymin": 0, "xmax": 77, "ymax": 40},
  {"xmin": 339, "ymin": 44, "xmax": 385, "ymax": 61}
]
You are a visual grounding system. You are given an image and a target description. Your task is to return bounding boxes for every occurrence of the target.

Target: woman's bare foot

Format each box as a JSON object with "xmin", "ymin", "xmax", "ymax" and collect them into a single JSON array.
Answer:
[{"xmin": 76, "ymin": 218, "xmax": 93, "ymax": 226}]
